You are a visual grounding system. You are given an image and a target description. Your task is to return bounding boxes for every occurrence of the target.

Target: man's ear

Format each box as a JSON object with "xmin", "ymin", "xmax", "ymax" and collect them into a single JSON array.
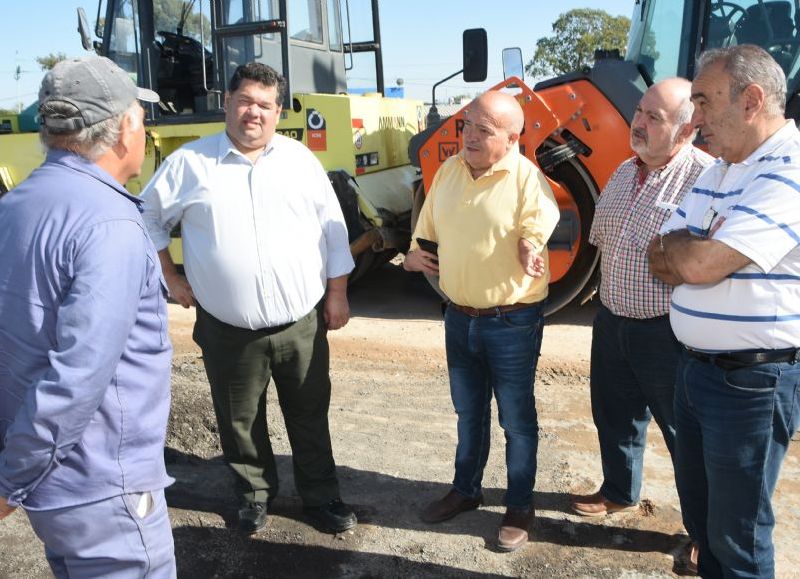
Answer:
[
  {"xmin": 117, "ymin": 110, "xmax": 137, "ymax": 151},
  {"xmin": 741, "ymin": 83, "xmax": 765, "ymax": 121},
  {"xmin": 677, "ymin": 121, "xmax": 696, "ymax": 143},
  {"xmin": 508, "ymin": 131, "xmax": 520, "ymax": 147}
]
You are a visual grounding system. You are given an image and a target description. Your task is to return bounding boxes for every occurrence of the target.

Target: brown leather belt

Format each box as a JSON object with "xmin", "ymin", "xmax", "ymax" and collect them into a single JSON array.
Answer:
[{"xmin": 449, "ymin": 301, "xmax": 540, "ymax": 317}]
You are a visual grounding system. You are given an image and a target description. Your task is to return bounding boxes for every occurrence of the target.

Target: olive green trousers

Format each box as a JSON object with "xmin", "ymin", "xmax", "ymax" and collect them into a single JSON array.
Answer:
[{"xmin": 193, "ymin": 303, "xmax": 340, "ymax": 506}]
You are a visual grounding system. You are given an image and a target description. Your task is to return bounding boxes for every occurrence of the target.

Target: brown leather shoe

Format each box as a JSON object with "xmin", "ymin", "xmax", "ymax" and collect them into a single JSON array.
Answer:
[
  {"xmin": 571, "ymin": 491, "xmax": 639, "ymax": 517},
  {"xmin": 420, "ymin": 489, "xmax": 482, "ymax": 523},
  {"xmin": 496, "ymin": 508, "xmax": 534, "ymax": 552}
]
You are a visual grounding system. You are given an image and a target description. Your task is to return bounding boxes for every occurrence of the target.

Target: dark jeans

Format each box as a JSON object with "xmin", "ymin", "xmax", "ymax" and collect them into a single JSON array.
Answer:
[
  {"xmin": 444, "ymin": 302, "xmax": 544, "ymax": 510},
  {"xmin": 193, "ymin": 304, "xmax": 339, "ymax": 507},
  {"xmin": 675, "ymin": 351, "xmax": 800, "ymax": 578},
  {"xmin": 590, "ymin": 304, "xmax": 680, "ymax": 505}
]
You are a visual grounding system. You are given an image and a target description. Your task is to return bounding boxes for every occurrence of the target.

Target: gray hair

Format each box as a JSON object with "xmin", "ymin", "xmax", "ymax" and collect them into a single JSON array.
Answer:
[
  {"xmin": 674, "ymin": 98, "xmax": 695, "ymax": 127},
  {"xmin": 696, "ymin": 44, "xmax": 786, "ymax": 117},
  {"xmin": 39, "ymin": 101, "xmax": 140, "ymax": 161}
]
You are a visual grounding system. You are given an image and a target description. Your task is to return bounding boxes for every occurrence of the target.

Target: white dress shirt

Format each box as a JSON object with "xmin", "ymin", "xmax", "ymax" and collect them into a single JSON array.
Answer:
[{"xmin": 141, "ymin": 132, "xmax": 354, "ymax": 329}]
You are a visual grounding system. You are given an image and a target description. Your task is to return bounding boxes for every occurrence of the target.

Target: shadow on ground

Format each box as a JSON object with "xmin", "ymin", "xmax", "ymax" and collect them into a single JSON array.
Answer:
[{"xmin": 166, "ymin": 449, "xmax": 685, "ymax": 569}]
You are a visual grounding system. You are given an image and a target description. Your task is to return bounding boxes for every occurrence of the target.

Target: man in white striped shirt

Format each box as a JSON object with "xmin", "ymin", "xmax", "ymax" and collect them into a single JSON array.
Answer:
[{"xmin": 648, "ymin": 45, "xmax": 800, "ymax": 578}]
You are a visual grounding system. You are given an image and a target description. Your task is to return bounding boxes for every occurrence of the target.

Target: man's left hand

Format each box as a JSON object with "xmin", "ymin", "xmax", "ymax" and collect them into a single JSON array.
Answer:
[
  {"xmin": 518, "ymin": 238, "xmax": 545, "ymax": 278},
  {"xmin": 0, "ymin": 497, "xmax": 16, "ymax": 520},
  {"xmin": 324, "ymin": 290, "xmax": 350, "ymax": 330}
]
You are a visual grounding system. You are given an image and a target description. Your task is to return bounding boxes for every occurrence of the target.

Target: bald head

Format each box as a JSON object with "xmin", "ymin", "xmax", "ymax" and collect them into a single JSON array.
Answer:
[
  {"xmin": 648, "ymin": 77, "xmax": 694, "ymax": 126},
  {"xmin": 461, "ymin": 91, "xmax": 526, "ymax": 177},
  {"xmin": 469, "ymin": 91, "xmax": 525, "ymax": 135},
  {"xmin": 630, "ymin": 77, "xmax": 696, "ymax": 168}
]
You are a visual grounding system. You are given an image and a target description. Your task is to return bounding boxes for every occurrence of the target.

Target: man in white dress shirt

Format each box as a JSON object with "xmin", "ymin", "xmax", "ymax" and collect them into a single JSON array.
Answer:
[{"xmin": 141, "ymin": 63, "xmax": 357, "ymax": 535}]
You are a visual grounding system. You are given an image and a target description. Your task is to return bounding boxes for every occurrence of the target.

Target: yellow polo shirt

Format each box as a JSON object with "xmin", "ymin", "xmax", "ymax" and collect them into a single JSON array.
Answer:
[{"xmin": 411, "ymin": 147, "xmax": 559, "ymax": 308}]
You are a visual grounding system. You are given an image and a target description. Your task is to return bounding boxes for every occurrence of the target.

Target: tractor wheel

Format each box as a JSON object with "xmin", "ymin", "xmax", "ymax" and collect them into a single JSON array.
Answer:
[{"xmin": 541, "ymin": 150, "xmax": 600, "ymax": 315}]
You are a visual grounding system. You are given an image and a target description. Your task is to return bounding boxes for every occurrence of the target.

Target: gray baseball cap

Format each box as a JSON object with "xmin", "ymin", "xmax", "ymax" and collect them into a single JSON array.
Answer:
[{"xmin": 39, "ymin": 56, "xmax": 160, "ymax": 131}]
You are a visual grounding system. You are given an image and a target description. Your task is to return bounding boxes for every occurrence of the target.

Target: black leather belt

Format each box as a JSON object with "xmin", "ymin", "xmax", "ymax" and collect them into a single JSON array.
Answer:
[
  {"xmin": 685, "ymin": 347, "xmax": 800, "ymax": 371},
  {"xmin": 449, "ymin": 301, "xmax": 541, "ymax": 318}
]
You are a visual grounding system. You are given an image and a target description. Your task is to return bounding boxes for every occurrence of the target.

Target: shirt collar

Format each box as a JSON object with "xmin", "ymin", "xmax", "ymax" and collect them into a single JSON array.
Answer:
[
  {"xmin": 457, "ymin": 143, "xmax": 520, "ymax": 179},
  {"xmin": 738, "ymin": 120, "xmax": 798, "ymax": 166},
  {"xmin": 45, "ymin": 149, "xmax": 143, "ymax": 210},
  {"xmin": 217, "ymin": 131, "xmax": 276, "ymax": 163}
]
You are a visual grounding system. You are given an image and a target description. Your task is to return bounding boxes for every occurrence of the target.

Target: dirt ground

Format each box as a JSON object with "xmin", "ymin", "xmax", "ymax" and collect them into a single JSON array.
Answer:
[{"xmin": 2, "ymin": 260, "xmax": 799, "ymax": 578}]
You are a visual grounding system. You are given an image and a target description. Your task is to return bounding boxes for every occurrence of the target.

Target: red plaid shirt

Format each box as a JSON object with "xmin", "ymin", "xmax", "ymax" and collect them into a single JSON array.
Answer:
[{"xmin": 589, "ymin": 144, "xmax": 712, "ymax": 319}]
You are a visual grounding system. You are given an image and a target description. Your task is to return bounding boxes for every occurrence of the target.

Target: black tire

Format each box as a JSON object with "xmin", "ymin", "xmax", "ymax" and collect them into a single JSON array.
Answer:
[{"xmin": 540, "ymin": 145, "xmax": 600, "ymax": 315}]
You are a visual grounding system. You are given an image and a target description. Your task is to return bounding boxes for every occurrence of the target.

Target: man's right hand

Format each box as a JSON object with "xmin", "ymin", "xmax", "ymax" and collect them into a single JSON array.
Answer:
[
  {"xmin": 164, "ymin": 272, "xmax": 196, "ymax": 308},
  {"xmin": 403, "ymin": 249, "xmax": 439, "ymax": 275},
  {"xmin": 0, "ymin": 497, "xmax": 16, "ymax": 520}
]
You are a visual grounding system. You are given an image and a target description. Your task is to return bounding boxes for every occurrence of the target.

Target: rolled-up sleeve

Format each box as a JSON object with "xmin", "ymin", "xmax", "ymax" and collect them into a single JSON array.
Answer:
[
  {"xmin": 141, "ymin": 156, "xmax": 185, "ymax": 251},
  {"xmin": 318, "ymin": 166, "xmax": 355, "ymax": 279},
  {"xmin": 0, "ymin": 221, "xmax": 147, "ymax": 505}
]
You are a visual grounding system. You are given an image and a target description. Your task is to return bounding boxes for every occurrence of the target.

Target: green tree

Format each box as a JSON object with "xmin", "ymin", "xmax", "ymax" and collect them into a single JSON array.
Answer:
[
  {"xmin": 526, "ymin": 9, "xmax": 630, "ymax": 79},
  {"xmin": 153, "ymin": 0, "xmax": 211, "ymax": 42},
  {"xmin": 36, "ymin": 52, "xmax": 68, "ymax": 71}
]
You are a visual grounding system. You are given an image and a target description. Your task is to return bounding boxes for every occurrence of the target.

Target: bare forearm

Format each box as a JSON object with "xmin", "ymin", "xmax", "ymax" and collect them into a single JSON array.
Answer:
[
  {"xmin": 661, "ymin": 230, "xmax": 751, "ymax": 284},
  {"xmin": 326, "ymin": 275, "xmax": 348, "ymax": 295},
  {"xmin": 157, "ymin": 249, "xmax": 179, "ymax": 279},
  {"xmin": 648, "ymin": 235, "xmax": 685, "ymax": 286},
  {"xmin": 157, "ymin": 248, "xmax": 195, "ymax": 307}
]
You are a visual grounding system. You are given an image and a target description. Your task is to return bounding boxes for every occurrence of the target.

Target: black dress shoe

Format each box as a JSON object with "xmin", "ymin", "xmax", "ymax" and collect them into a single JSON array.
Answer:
[
  {"xmin": 303, "ymin": 499, "xmax": 357, "ymax": 533},
  {"xmin": 238, "ymin": 502, "xmax": 268, "ymax": 534}
]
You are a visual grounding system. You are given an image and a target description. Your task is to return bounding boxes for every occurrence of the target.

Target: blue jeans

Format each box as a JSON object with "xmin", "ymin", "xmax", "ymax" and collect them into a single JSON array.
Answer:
[
  {"xmin": 444, "ymin": 302, "xmax": 544, "ymax": 511},
  {"xmin": 675, "ymin": 352, "xmax": 800, "ymax": 578},
  {"xmin": 591, "ymin": 305, "xmax": 679, "ymax": 505}
]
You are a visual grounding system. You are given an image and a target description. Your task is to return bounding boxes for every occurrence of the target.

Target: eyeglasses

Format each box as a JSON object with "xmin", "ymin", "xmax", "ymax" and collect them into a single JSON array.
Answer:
[{"xmin": 701, "ymin": 208, "xmax": 719, "ymax": 237}]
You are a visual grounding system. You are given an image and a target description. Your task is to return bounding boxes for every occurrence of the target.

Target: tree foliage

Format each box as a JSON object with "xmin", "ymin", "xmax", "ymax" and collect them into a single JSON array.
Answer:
[
  {"xmin": 153, "ymin": 0, "xmax": 211, "ymax": 41},
  {"xmin": 36, "ymin": 52, "xmax": 68, "ymax": 71},
  {"xmin": 526, "ymin": 9, "xmax": 630, "ymax": 79}
]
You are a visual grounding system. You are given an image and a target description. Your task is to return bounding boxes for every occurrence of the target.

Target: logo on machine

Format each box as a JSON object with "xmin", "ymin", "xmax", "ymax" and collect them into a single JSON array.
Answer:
[
  {"xmin": 306, "ymin": 109, "xmax": 327, "ymax": 151},
  {"xmin": 439, "ymin": 142, "xmax": 458, "ymax": 161},
  {"xmin": 352, "ymin": 118, "xmax": 365, "ymax": 150}
]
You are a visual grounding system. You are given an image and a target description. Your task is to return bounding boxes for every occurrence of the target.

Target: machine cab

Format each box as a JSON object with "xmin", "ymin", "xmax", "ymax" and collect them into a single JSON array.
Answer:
[
  {"xmin": 90, "ymin": 0, "xmax": 380, "ymax": 120},
  {"xmin": 626, "ymin": 0, "xmax": 800, "ymax": 106}
]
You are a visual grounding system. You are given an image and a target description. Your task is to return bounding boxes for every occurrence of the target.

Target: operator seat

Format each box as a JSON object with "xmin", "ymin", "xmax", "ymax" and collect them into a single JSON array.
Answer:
[{"xmin": 735, "ymin": 1, "xmax": 796, "ymax": 72}]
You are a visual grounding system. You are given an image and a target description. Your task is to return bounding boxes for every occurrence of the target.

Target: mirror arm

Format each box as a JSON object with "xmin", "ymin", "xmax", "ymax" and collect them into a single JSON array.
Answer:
[{"xmin": 427, "ymin": 68, "xmax": 463, "ymax": 126}]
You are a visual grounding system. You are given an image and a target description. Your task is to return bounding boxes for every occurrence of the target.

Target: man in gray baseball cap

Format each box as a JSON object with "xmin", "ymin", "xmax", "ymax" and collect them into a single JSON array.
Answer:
[{"xmin": 0, "ymin": 56, "xmax": 176, "ymax": 577}]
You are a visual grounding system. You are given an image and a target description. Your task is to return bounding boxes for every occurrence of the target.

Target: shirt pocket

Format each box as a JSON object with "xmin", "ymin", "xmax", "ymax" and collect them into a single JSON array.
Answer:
[
  {"xmin": 145, "ymin": 253, "xmax": 170, "ymax": 346},
  {"xmin": 629, "ymin": 203, "xmax": 675, "ymax": 252}
]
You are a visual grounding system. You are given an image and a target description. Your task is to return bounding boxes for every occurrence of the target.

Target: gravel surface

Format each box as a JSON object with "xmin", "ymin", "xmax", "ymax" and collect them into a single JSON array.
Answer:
[{"xmin": 2, "ymin": 260, "xmax": 799, "ymax": 578}]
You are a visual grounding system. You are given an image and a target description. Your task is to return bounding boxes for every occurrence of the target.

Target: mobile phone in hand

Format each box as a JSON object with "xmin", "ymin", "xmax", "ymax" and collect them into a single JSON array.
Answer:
[{"xmin": 416, "ymin": 237, "xmax": 438, "ymax": 256}]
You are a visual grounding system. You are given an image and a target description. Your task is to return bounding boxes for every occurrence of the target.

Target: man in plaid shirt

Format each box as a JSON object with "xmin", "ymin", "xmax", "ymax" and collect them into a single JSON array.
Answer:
[{"xmin": 571, "ymin": 78, "xmax": 711, "ymax": 531}]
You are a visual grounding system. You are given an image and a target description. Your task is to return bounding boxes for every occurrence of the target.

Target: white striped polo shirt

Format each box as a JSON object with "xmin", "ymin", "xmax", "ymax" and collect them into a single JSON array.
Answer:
[{"xmin": 661, "ymin": 121, "xmax": 800, "ymax": 352}]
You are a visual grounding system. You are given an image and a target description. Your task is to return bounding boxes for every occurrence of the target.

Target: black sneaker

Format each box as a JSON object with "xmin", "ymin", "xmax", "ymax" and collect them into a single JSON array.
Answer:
[
  {"xmin": 303, "ymin": 499, "xmax": 357, "ymax": 533},
  {"xmin": 238, "ymin": 502, "xmax": 268, "ymax": 534}
]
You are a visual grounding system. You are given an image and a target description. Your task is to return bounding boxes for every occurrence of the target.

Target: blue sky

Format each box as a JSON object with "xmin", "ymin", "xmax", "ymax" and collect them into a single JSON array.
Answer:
[{"xmin": 0, "ymin": 0, "xmax": 634, "ymax": 109}]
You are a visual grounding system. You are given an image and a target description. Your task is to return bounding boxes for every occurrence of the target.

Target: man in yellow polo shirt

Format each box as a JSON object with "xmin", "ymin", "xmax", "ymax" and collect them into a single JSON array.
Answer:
[{"xmin": 404, "ymin": 90, "xmax": 559, "ymax": 552}]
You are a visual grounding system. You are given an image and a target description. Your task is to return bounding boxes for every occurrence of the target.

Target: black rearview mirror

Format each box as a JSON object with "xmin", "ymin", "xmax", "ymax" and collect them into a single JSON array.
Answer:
[{"xmin": 463, "ymin": 28, "xmax": 488, "ymax": 82}]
